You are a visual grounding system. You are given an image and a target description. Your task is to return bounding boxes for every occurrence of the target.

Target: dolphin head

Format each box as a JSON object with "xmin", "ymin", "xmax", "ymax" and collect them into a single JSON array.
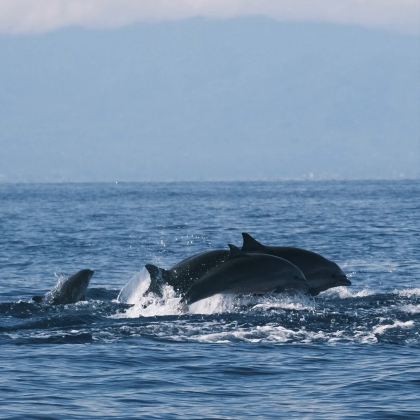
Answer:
[
  {"xmin": 293, "ymin": 268, "xmax": 311, "ymax": 293},
  {"xmin": 331, "ymin": 268, "xmax": 351, "ymax": 287},
  {"xmin": 68, "ymin": 269, "xmax": 94, "ymax": 302},
  {"xmin": 51, "ymin": 269, "xmax": 94, "ymax": 304},
  {"xmin": 77, "ymin": 269, "xmax": 94, "ymax": 277},
  {"xmin": 307, "ymin": 263, "xmax": 350, "ymax": 295},
  {"xmin": 65, "ymin": 269, "xmax": 94, "ymax": 301},
  {"xmin": 75, "ymin": 269, "xmax": 95, "ymax": 284},
  {"xmin": 66, "ymin": 269, "xmax": 94, "ymax": 286}
]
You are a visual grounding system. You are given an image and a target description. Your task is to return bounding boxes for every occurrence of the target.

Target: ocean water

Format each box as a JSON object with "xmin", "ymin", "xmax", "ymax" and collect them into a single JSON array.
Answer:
[{"xmin": 0, "ymin": 181, "xmax": 419, "ymax": 419}]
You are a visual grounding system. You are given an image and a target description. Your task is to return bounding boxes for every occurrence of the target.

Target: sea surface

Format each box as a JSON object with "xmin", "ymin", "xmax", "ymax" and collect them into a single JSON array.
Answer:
[{"xmin": 0, "ymin": 181, "xmax": 419, "ymax": 419}]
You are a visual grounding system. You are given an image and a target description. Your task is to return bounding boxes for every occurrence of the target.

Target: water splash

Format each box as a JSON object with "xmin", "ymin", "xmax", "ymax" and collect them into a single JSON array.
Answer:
[
  {"xmin": 116, "ymin": 273, "xmax": 317, "ymax": 318},
  {"xmin": 43, "ymin": 273, "xmax": 68, "ymax": 303},
  {"xmin": 398, "ymin": 288, "xmax": 420, "ymax": 298},
  {"xmin": 117, "ymin": 268, "xmax": 151, "ymax": 304},
  {"xmin": 321, "ymin": 286, "xmax": 374, "ymax": 299}
]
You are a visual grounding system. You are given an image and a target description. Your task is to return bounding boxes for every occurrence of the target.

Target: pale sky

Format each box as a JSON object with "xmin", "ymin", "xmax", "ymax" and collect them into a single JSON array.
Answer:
[
  {"xmin": 1, "ymin": 0, "xmax": 419, "ymax": 34},
  {"xmin": 0, "ymin": 3, "xmax": 419, "ymax": 182}
]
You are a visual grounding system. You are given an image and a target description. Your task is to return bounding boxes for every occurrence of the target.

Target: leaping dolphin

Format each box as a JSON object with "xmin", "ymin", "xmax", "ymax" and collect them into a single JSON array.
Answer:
[
  {"xmin": 145, "ymin": 249, "xmax": 229, "ymax": 296},
  {"xmin": 241, "ymin": 233, "xmax": 350, "ymax": 295},
  {"xmin": 32, "ymin": 269, "xmax": 94, "ymax": 305},
  {"xmin": 182, "ymin": 245, "xmax": 309, "ymax": 305}
]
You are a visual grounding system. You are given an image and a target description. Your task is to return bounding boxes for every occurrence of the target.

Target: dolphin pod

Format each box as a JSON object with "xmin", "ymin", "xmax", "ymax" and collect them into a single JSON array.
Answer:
[
  {"xmin": 30, "ymin": 233, "xmax": 350, "ymax": 306},
  {"xmin": 32, "ymin": 269, "xmax": 94, "ymax": 305},
  {"xmin": 145, "ymin": 233, "xmax": 351, "ymax": 304}
]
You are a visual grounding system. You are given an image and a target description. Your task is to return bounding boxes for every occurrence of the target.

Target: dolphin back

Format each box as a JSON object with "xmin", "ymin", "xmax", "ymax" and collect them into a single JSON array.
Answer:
[
  {"xmin": 241, "ymin": 233, "xmax": 350, "ymax": 295},
  {"xmin": 144, "ymin": 250, "xmax": 229, "ymax": 297},
  {"xmin": 183, "ymin": 252, "xmax": 309, "ymax": 305}
]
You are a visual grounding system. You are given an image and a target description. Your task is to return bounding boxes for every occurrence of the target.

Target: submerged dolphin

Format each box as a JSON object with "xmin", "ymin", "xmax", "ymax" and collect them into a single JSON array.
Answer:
[
  {"xmin": 182, "ymin": 245, "xmax": 309, "ymax": 305},
  {"xmin": 32, "ymin": 269, "xmax": 94, "ymax": 305},
  {"xmin": 145, "ymin": 249, "xmax": 229, "ymax": 296},
  {"xmin": 241, "ymin": 233, "xmax": 350, "ymax": 295}
]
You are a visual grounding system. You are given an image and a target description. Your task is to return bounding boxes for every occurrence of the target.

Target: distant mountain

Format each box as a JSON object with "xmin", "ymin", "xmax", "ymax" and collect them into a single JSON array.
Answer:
[{"xmin": 0, "ymin": 18, "xmax": 419, "ymax": 181}]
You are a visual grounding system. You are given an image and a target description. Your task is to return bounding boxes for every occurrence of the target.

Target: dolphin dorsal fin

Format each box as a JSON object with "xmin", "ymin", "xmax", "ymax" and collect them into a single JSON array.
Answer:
[
  {"xmin": 241, "ymin": 233, "xmax": 265, "ymax": 252},
  {"xmin": 145, "ymin": 264, "xmax": 161, "ymax": 278},
  {"xmin": 228, "ymin": 244, "xmax": 245, "ymax": 259}
]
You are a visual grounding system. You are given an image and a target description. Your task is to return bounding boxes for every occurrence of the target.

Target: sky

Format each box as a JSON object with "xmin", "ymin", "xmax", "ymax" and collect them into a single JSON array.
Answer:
[
  {"xmin": 0, "ymin": 1, "xmax": 419, "ymax": 181},
  {"xmin": 1, "ymin": 0, "xmax": 419, "ymax": 34}
]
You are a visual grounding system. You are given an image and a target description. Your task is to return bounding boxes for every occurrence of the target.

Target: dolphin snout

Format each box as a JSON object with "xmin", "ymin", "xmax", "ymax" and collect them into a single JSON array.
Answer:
[
  {"xmin": 338, "ymin": 275, "xmax": 351, "ymax": 286},
  {"xmin": 78, "ymin": 269, "xmax": 95, "ymax": 281}
]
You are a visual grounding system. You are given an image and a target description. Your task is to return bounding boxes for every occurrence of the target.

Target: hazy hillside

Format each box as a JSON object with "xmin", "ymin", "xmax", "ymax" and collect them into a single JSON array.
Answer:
[{"xmin": 0, "ymin": 19, "xmax": 419, "ymax": 181}]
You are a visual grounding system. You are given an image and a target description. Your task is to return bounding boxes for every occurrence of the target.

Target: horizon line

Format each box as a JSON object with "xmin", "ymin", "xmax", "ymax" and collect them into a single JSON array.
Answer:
[{"xmin": 0, "ymin": 177, "xmax": 418, "ymax": 185}]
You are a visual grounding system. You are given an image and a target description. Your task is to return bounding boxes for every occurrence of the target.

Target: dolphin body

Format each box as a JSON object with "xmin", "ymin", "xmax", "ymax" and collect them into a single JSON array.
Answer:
[
  {"xmin": 145, "ymin": 249, "xmax": 229, "ymax": 296},
  {"xmin": 182, "ymin": 245, "xmax": 309, "ymax": 305},
  {"xmin": 32, "ymin": 269, "xmax": 94, "ymax": 305},
  {"xmin": 241, "ymin": 233, "xmax": 350, "ymax": 295}
]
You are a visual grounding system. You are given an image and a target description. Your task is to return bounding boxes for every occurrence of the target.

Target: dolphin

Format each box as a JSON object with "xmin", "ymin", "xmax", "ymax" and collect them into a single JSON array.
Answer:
[
  {"xmin": 145, "ymin": 249, "xmax": 229, "ymax": 296},
  {"xmin": 241, "ymin": 233, "xmax": 350, "ymax": 295},
  {"xmin": 32, "ymin": 269, "xmax": 94, "ymax": 305},
  {"xmin": 182, "ymin": 245, "xmax": 309, "ymax": 305}
]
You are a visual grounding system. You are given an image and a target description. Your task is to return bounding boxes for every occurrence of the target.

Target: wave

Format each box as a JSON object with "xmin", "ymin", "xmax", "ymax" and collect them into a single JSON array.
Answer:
[
  {"xmin": 106, "ymin": 280, "xmax": 420, "ymax": 345},
  {"xmin": 400, "ymin": 304, "xmax": 420, "ymax": 314},
  {"xmin": 319, "ymin": 286, "xmax": 375, "ymax": 299},
  {"xmin": 1, "ymin": 274, "xmax": 419, "ymax": 346}
]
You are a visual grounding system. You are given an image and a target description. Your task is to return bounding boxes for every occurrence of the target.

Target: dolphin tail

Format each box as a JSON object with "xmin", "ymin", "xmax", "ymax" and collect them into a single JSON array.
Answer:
[
  {"xmin": 241, "ymin": 232, "xmax": 265, "ymax": 252},
  {"xmin": 145, "ymin": 264, "xmax": 170, "ymax": 297}
]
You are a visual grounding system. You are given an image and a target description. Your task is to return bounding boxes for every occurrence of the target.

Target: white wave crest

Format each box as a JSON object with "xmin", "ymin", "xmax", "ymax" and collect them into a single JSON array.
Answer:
[
  {"xmin": 372, "ymin": 320, "xmax": 414, "ymax": 336},
  {"xmin": 191, "ymin": 324, "xmax": 296, "ymax": 344},
  {"xmin": 398, "ymin": 288, "xmax": 420, "ymax": 298},
  {"xmin": 251, "ymin": 294, "xmax": 315, "ymax": 312},
  {"xmin": 400, "ymin": 305, "xmax": 420, "ymax": 314},
  {"xmin": 140, "ymin": 322, "xmax": 363, "ymax": 345},
  {"xmin": 320, "ymin": 287, "xmax": 374, "ymax": 299}
]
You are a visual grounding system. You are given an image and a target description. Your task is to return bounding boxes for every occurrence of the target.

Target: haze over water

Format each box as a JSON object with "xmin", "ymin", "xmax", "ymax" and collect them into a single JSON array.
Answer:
[
  {"xmin": 1, "ymin": 18, "xmax": 419, "ymax": 182},
  {"xmin": 0, "ymin": 181, "xmax": 419, "ymax": 418}
]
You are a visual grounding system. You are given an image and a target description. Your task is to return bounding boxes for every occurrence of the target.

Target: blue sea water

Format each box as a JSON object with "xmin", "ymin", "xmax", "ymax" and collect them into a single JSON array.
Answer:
[{"xmin": 0, "ymin": 181, "xmax": 419, "ymax": 419}]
